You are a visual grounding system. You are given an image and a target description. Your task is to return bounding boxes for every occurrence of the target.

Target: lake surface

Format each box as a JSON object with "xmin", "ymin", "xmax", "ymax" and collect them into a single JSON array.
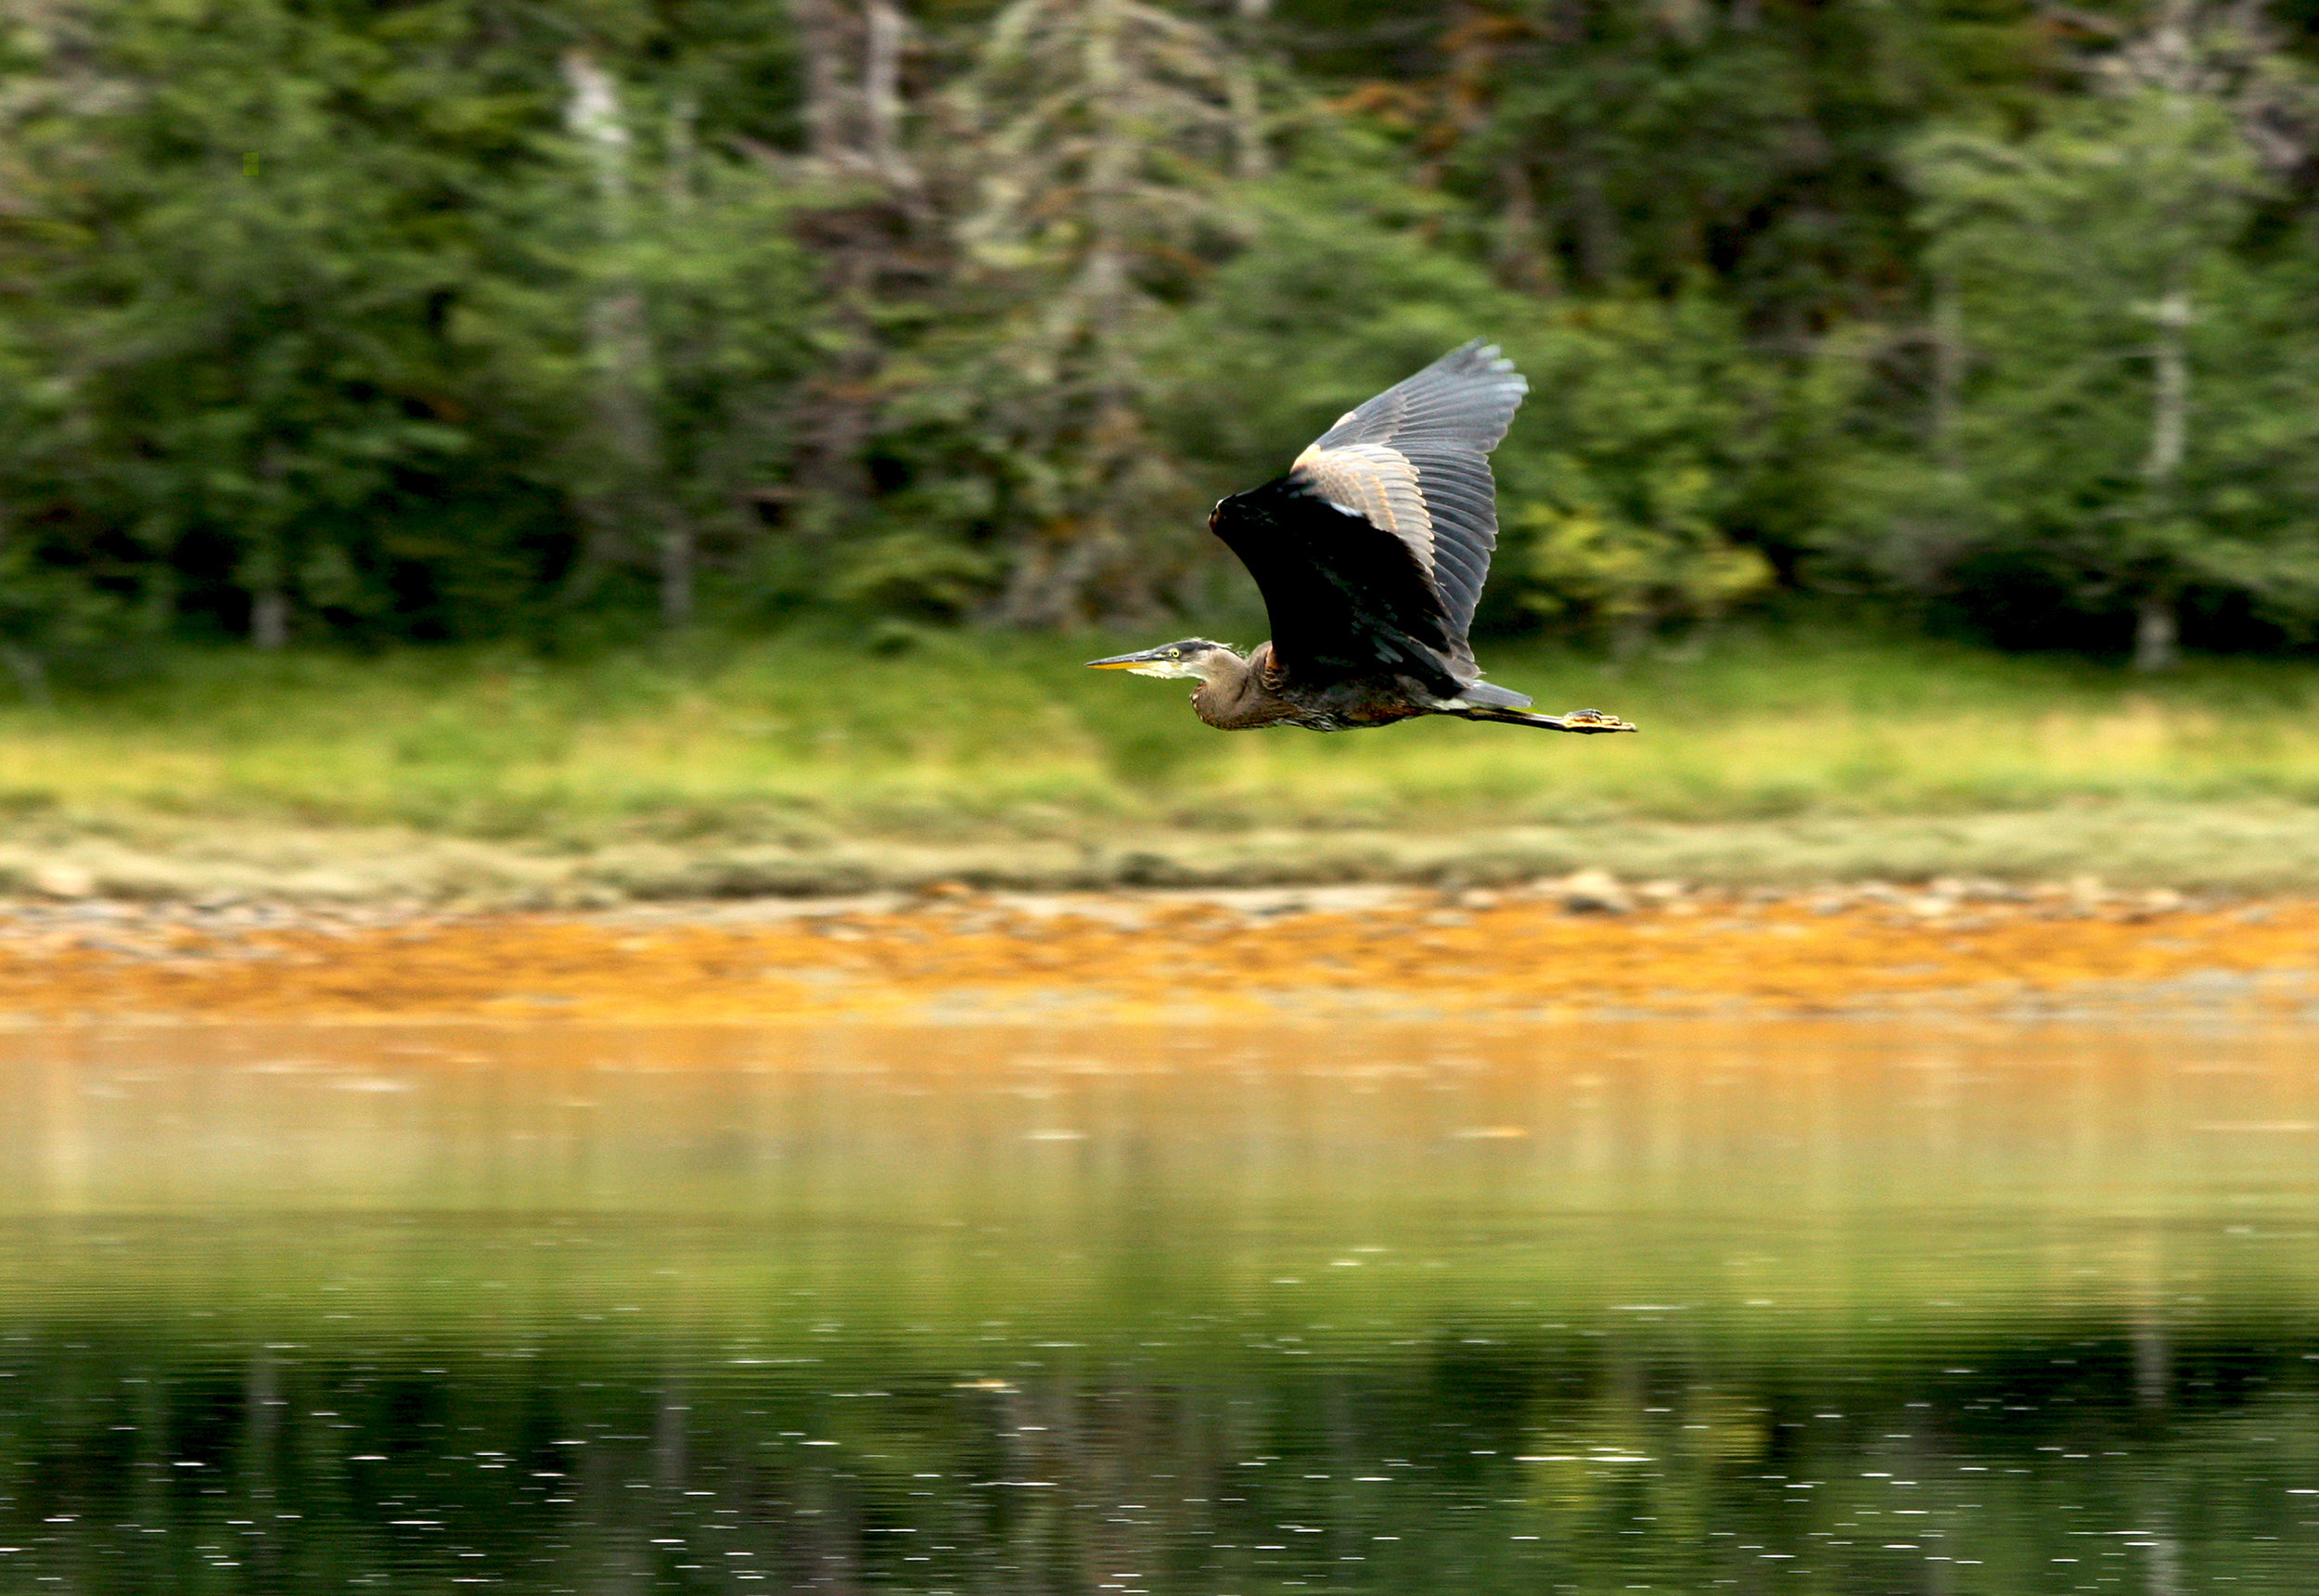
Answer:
[{"xmin": 1, "ymin": 1019, "xmax": 2316, "ymax": 1593}]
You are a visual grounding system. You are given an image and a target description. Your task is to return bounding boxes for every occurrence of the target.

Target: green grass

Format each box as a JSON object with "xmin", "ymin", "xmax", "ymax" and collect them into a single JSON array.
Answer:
[
  {"xmin": 8, "ymin": 627, "xmax": 2319, "ymax": 845},
  {"xmin": 14, "ymin": 628, "xmax": 2319, "ymax": 898}
]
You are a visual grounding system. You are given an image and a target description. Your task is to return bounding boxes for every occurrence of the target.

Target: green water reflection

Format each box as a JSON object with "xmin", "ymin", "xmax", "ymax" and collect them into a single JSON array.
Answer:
[{"xmin": 1, "ymin": 1021, "xmax": 2316, "ymax": 1593}]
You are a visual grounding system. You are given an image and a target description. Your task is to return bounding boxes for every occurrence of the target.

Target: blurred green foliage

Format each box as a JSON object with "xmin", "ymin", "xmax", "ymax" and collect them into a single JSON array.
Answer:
[{"xmin": 4, "ymin": 0, "xmax": 2319, "ymax": 669}]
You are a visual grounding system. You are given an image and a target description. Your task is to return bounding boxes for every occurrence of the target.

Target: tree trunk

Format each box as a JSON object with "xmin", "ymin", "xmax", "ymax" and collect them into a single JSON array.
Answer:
[
  {"xmin": 864, "ymin": 0, "xmax": 920, "ymax": 195},
  {"xmin": 1081, "ymin": 0, "xmax": 1131, "ymax": 384},
  {"xmin": 249, "ymin": 445, "xmax": 291, "ymax": 650},
  {"xmin": 562, "ymin": 51, "xmax": 638, "ymax": 598},
  {"xmin": 2133, "ymin": 589, "xmax": 2180, "ymax": 672},
  {"xmin": 659, "ymin": 511, "xmax": 696, "ymax": 627},
  {"xmin": 0, "ymin": 645, "xmax": 49, "ymax": 707},
  {"xmin": 2133, "ymin": 285, "xmax": 2191, "ymax": 672},
  {"xmin": 1224, "ymin": 0, "xmax": 1270, "ymax": 180},
  {"xmin": 1493, "ymin": 155, "xmax": 1551, "ymax": 294},
  {"xmin": 663, "ymin": 95, "xmax": 697, "ymax": 215},
  {"xmin": 962, "ymin": 0, "xmax": 1239, "ymax": 628},
  {"xmin": 1928, "ymin": 269, "xmax": 1964, "ymax": 472},
  {"xmin": 562, "ymin": 51, "xmax": 694, "ymax": 625},
  {"xmin": 1569, "ymin": 145, "xmax": 1624, "ymax": 286},
  {"xmin": 991, "ymin": 0, "xmax": 1136, "ymax": 629},
  {"xmin": 777, "ymin": 0, "xmax": 930, "ymax": 542},
  {"xmin": 788, "ymin": 0, "xmax": 863, "ymax": 165},
  {"xmin": 250, "ymin": 585, "xmax": 288, "ymax": 650},
  {"xmin": 0, "ymin": 514, "xmax": 41, "ymax": 703},
  {"xmin": 2144, "ymin": 287, "xmax": 2190, "ymax": 483}
]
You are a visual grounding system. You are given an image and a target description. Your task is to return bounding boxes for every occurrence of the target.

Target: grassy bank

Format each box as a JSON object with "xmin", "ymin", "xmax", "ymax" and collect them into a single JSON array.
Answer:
[{"xmin": 6, "ymin": 629, "xmax": 2319, "ymax": 899}]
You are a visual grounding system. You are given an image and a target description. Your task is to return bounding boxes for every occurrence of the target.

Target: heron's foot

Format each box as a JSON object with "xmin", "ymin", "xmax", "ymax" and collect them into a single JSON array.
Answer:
[{"xmin": 1555, "ymin": 709, "xmax": 1638, "ymax": 734}]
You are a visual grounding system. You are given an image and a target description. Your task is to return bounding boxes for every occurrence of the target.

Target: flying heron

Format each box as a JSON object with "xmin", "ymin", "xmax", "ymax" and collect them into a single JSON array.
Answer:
[{"xmin": 1087, "ymin": 341, "xmax": 1637, "ymax": 734}]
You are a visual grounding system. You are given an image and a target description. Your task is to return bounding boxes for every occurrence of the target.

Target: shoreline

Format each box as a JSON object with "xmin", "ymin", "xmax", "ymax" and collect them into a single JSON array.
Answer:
[
  {"xmin": 15, "ymin": 798, "xmax": 2319, "ymax": 910},
  {"xmin": 4, "ymin": 875, "xmax": 2313, "ymax": 1027}
]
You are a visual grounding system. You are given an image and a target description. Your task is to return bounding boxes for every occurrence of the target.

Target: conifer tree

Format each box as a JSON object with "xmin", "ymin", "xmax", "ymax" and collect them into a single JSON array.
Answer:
[
  {"xmin": 1904, "ymin": 2, "xmax": 2319, "ymax": 665},
  {"xmin": 939, "ymin": 0, "xmax": 1243, "ymax": 627}
]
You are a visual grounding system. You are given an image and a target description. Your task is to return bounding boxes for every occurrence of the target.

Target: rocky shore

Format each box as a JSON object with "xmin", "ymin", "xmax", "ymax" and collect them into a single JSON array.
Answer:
[{"xmin": 2, "ymin": 871, "xmax": 2306, "ymax": 1027}]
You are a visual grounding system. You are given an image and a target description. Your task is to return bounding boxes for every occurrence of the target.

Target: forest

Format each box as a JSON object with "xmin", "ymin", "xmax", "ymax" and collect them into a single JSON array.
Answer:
[{"xmin": 6, "ymin": 0, "xmax": 2319, "ymax": 679}]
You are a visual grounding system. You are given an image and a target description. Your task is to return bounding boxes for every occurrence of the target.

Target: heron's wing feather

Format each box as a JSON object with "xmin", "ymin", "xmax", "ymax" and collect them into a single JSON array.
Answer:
[
  {"xmin": 1209, "ymin": 476, "xmax": 1465, "ymax": 696},
  {"xmin": 1289, "ymin": 339, "xmax": 1526, "ymax": 646}
]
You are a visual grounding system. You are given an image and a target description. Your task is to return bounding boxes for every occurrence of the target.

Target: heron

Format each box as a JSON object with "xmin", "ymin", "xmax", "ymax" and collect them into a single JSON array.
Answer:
[{"xmin": 1086, "ymin": 341, "xmax": 1638, "ymax": 735}]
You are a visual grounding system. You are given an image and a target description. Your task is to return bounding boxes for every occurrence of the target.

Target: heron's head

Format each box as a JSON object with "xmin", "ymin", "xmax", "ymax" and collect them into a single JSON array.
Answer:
[{"xmin": 1083, "ymin": 639, "xmax": 1238, "ymax": 681}]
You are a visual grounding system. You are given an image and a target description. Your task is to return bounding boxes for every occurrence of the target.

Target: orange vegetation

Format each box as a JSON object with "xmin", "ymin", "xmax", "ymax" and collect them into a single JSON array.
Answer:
[{"xmin": 2, "ymin": 880, "xmax": 2315, "ymax": 1025}]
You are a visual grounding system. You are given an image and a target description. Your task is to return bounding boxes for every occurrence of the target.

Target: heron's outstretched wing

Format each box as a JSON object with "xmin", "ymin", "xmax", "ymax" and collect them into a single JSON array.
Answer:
[
  {"xmin": 1283, "ymin": 339, "xmax": 1527, "ymax": 653},
  {"xmin": 1207, "ymin": 340, "xmax": 1527, "ymax": 693}
]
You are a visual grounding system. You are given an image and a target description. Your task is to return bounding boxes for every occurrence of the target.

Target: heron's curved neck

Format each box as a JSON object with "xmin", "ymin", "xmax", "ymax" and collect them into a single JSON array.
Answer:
[{"xmin": 1189, "ymin": 646, "xmax": 1267, "ymax": 729}]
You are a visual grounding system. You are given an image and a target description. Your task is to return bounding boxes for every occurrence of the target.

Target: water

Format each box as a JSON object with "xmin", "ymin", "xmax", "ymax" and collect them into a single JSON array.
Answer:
[{"xmin": 2, "ymin": 1019, "xmax": 2317, "ymax": 1593}]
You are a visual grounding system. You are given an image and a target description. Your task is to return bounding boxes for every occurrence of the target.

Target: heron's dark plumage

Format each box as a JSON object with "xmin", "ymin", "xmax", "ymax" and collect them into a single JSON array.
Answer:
[{"xmin": 1207, "ymin": 475, "xmax": 1465, "ymax": 700}]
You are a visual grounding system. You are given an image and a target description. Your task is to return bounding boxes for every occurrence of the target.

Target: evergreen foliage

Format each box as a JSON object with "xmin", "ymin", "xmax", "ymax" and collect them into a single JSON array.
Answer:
[{"xmin": 3, "ymin": 0, "xmax": 2319, "ymax": 669}]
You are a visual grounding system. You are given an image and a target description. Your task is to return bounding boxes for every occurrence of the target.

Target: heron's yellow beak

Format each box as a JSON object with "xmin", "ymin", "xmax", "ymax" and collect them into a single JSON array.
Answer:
[{"xmin": 1085, "ymin": 645, "xmax": 1211, "ymax": 681}]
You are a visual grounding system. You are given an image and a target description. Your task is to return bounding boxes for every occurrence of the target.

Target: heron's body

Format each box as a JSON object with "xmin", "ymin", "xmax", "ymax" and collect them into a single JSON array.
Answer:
[
  {"xmin": 1177, "ymin": 641, "xmax": 1480, "ymax": 732},
  {"xmin": 1089, "ymin": 341, "xmax": 1636, "ymax": 737}
]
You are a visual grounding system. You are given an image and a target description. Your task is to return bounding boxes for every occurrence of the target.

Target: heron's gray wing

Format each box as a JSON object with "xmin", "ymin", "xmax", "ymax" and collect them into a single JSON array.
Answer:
[{"xmin": 1287, "ymin": 339, "xmax": 1527, "ymax": 651}]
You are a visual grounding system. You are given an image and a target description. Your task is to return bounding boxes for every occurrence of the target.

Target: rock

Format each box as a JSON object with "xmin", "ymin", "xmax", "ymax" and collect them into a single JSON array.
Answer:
[
  {"xmin": 1559, "ymin": 868, "xmax": 1633, "ymax": 915},
  {"xmin": 32, "ymin": 864, "xmax": 96, "ymax": 900}
]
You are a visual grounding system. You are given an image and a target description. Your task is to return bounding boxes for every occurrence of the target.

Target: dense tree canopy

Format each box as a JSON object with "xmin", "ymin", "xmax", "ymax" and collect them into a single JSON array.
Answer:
[{"xmin": 3, "ymin": 0, "xmax": 2319, "ymax": 667}]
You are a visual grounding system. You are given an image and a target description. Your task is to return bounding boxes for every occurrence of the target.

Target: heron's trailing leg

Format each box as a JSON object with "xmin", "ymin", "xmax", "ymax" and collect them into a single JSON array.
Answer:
[{"xmin": 1443, "ymin": 707, "xmax": 1639, "ymax": 734}]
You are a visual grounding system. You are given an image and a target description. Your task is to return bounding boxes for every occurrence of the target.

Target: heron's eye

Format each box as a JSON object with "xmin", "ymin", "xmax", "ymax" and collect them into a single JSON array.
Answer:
[{"xmin": 1167, "ymin": 648, "xmax": 1181, "ymax": 658}]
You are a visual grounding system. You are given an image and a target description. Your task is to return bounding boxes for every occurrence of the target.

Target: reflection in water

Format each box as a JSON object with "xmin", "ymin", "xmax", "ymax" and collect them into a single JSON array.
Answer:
[{"xmin": 0, "ymin": 1021, "xmax": 2315, "ymax": 1592}]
